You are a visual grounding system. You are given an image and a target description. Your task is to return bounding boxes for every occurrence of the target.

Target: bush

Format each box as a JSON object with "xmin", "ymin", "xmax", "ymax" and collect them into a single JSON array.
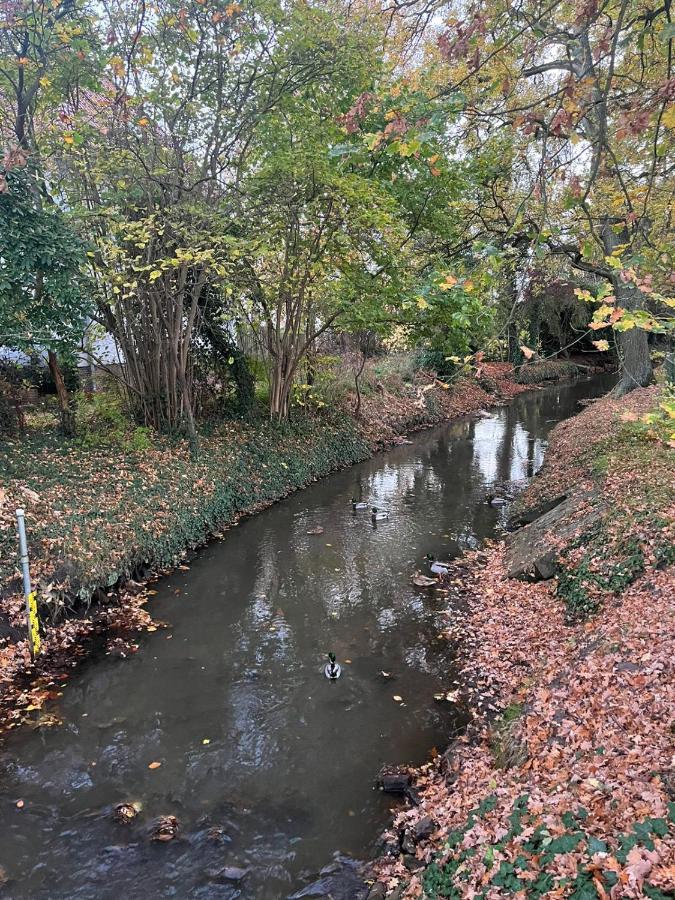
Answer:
[
  {"xmin": 373, "ymin": 352, "xmax": 421, "ymax": 386},
  {"xmin": 414, "ymin": 348, "xmax": 459, "ymax": 379},
  {"xmin": 75, "ymin": 389, "xmax": 153, "ymax": 451}
]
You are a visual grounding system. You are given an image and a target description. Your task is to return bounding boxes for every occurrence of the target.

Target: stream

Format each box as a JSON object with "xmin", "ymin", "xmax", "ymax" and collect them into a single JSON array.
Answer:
[{"xmin": 0, "ymin": 375, "xmax": 615, "ymax": 899}]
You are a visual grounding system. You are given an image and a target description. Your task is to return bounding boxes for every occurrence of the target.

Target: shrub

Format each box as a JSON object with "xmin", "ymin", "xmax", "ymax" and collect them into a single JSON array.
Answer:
[
  {"xmin": 75, "ymin": 389, "xmax": 154, "ymax": 451},
  {"xmin": 414, "ymin": 348, "xmax": 460, "ymax": 379}
]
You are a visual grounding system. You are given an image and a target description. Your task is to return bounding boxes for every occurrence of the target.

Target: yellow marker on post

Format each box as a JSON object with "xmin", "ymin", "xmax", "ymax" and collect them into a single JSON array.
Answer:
[
  {"xmin": 27, "ymin": 591, "xmax": 41, "ymax": 657},
  {"xmin": 16, "ymin": 509, "xmax": 41, "ymax": 660}
]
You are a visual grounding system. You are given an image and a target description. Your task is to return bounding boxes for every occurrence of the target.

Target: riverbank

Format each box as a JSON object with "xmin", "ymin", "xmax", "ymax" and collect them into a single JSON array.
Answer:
[
  {"xmin": 371, "ymin": 385, "xmax": 675, "ymax": 898},
  {"xmin": 0, "ymin": 363, "xmax": 526, "ymax": 731}
]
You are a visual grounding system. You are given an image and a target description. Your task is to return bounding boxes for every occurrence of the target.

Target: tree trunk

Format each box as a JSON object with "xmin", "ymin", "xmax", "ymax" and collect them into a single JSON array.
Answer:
[
  {"xmin": 610, "ymin": 278, "xmax": 653, "ymax": 395},
  {"xmin": 47, "ymin": 351, "xmax": 75, "ymax": 436},
  {"xmin": 601, "ymin": 219, "xmax": 653, "ymax": 396},
  {"xmin": 354, "ymin": 352, "xmax": 366, "ymax": 419},
  {"xmin": 269, "ymin": 352, "xmax": 294, "ymax": 422}
]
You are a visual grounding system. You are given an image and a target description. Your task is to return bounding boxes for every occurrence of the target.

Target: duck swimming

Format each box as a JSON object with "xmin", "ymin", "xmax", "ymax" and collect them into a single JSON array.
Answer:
[
  {"xmin": 351, "ymin": 498, "xmax": 369, "ymax": 510},
  {"xmin": 425, "ymin": 554, "xmax": 452, "ymax": 575},
  {"xmin": 324, "ymin": 652, "xmax": 342, "ymax": 680},
  {"xmin": 371, "ymin": 507, "xmax": 389, "ymax": 521}
]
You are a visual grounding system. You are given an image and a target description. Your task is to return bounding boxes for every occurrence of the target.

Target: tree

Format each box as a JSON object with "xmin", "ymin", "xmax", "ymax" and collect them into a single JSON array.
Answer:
[
  {"xmin": 231, "ymin": 4, "xmax": 415, "ymax": 421},
  {"xmin": 409, "ymin": 0, "xmax": 675, "ymax": 393},
  {"xmin": 0, "ymin": 0, "xmax": 96, "ymax": 433},
  {"xmin": 0, "ymin": 162, "xmax": 90, "ymax": 435}
]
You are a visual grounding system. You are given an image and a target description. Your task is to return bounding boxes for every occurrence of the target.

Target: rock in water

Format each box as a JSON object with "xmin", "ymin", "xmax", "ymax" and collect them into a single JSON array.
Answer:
[
  {"xmin": 288, "ymin": 856, "xmax": 368, "ymax": 899},
  {"xmin": 149, "ymin": 815, "xmax": 179, "ymax": 841}
]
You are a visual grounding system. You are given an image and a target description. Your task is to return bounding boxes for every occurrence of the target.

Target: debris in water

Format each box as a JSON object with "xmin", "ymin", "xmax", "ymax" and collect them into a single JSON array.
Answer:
[
  {"xmin": 150, "ymin": 815, "xmax": 179, "ymax": 841},
  {"xmin": 114, "ymin": 802, "xmax": 140, "ymax": 824}
]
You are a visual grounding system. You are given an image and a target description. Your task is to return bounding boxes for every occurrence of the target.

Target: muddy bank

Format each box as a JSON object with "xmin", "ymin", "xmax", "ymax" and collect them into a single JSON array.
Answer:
[
  {"xmin": 372, "ymin": 385, "xmax": 674, "ymax": 898},
  {"xmin": 0, "ymin": 365, "xmax": 527, "ymax": 732}
]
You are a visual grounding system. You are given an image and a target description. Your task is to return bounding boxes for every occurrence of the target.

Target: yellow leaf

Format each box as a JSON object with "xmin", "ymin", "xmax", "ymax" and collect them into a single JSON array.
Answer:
[
  {"xmin": 662, "ymin": 105, "xmax": 675, "ymax": 129},
  {"xmin": 416, "ymin": 295, "xmax": 429, "ymax": 309},
  {"xmin": 63, "ymin": 134, "xmax": 74, "ymax": 145},
  {"xmin": 137, "ymin": 117, "xmax": 150, "ymax": 127}
]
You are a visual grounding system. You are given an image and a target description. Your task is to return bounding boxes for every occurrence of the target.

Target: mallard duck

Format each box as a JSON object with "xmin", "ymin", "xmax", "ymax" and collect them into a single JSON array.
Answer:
[
  {"xmin": 371, "ymin": 507, "xmax": 389, "ymax": 521},
  {"xmin": 351, "ymin": 498, "xmax": 369, "ymax": 510},
  {"xmin": 412, "ymin": 572, "xmax": 438, "ymax": 588},
  {"xmin": 425, "ymin": 554, "xmax": 451, "ymax": 575},
  {"xmin": 324, "ymin": 652, "xmax": 342, "ymax": 680}
]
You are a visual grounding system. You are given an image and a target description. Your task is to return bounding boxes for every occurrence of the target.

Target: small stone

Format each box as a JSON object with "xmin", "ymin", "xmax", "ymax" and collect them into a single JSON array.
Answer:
[
  {"xmin": 220, "ymin": 866, "xmax": 248, "ymax": 882},
  {"xmin": 414, "ymin": 816, "xmax": 435, "ymax": 841},
  {"xmin": 403, "ymin": 853, "xmax": 424, "ymax": 872},
  {"xmin": 379, "ymin": 773, "xmax": 410, "ymax": 793}
]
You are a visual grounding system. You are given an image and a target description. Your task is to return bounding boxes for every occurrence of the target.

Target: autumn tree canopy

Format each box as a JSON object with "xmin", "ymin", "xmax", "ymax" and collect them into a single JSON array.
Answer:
[{"xmin": 1, "ymin": 0, "xmax": 673, "ymax": 429}]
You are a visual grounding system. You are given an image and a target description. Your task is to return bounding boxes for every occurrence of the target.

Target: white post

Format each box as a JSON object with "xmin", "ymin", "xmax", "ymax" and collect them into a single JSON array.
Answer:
[{"xmin": 16, "ymin": 508, "xmax": 39, "ymax": 660}]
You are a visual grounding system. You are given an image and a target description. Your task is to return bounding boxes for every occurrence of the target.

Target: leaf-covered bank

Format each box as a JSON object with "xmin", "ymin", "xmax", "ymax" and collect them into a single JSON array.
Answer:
[
  {"xmin": 0, "ymin": 367, "xmax": 524, "ymax": 730},
  {"xmin": 372, "ymin": 387, "xmax": 674, "ymax": 898}
]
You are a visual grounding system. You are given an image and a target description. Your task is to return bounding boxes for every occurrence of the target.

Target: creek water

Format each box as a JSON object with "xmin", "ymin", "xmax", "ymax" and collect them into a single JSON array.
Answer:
[{"xmin": 0, "ymin": 375, "xmax": 615, "ymax": 899}]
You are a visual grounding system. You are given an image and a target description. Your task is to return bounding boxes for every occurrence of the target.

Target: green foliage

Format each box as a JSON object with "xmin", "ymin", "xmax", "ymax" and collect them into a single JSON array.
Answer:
[
  {"xmin": 0, "ymin": 168, "xmax": 91, "ymax": 355},
  {"xmin": 557, "ymin": 536, "xmax": 646, "ymax": 621},
  {"xmin": 0, "ymin": 413, "xmax": 370, "ymax": 609},
  {"xmin": 74, "ymin": 390, "xmax": 153, "ymax": 452},
  {"xmin": 421, "ymin": 793, "xmax": 675, "ymax": 900}
]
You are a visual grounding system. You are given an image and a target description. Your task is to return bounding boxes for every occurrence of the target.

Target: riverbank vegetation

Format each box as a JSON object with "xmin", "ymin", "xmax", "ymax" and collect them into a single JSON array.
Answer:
[
  {"xmin": 373, "ymin": 386, "xmax": 675, "ymax": 898},
  {"xmin": 0, "ymin": 0, "xmax": 673, "ymax": 889}
]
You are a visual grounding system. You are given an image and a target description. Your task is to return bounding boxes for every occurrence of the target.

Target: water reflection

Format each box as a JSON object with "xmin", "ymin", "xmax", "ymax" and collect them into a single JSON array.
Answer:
[{"xmin": 0, "ymin": 376, "xmax": 615, "ymax": 899}]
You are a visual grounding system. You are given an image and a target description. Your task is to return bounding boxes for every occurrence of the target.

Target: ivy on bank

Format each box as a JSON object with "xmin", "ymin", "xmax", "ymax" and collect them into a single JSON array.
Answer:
[
  {"xmin": 0, "ymin": 414, "xmax": 371, "ymax": 619},
  {"xmin": 421, "ymin": 793, "xmax": 675, "ymax": 899}
]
